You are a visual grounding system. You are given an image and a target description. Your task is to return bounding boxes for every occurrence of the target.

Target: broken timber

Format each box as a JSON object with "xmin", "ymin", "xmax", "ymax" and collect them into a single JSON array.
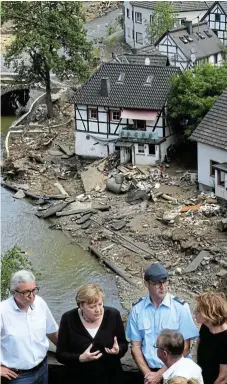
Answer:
[
  {"xmin": 1, "ymin": 181, "xmax": 67, "ymax": 201},
  {"xmin": 36, "ymin": 201, "xmax": 72, "ymax": 219},
  {"xmin": 89, "ymin": 246, "xmax": 136, "ymax": 286}
]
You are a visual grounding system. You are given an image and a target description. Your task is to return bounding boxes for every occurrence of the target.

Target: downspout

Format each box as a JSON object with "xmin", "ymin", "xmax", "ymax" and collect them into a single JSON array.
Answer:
[{"xmin": 132, "ymin": 4, "xmax": 135, "ymax": 49}]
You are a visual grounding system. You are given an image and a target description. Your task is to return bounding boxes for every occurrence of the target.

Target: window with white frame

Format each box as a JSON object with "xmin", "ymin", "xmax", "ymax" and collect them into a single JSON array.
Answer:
[
  {"xmin": 127, "ymin": 8, "xmax": 130, "ymax": 18},
  {"xmin": 136, "ymin": 32, "xmax": 143, "ymax": 44},
  {"xmin": 111, "ymin": 110, "xmax": 120, "ymax": 121},
  {"xmin": 135, "ymin": 12, "xmax": 142, "ymax": 23},
  {"xmin": 138, "ymin": 144, "xmax": 145, "ymax": 153},
  {"xmin": 89, "ymin": 108, "xmax": 98, "ymax": 120}
]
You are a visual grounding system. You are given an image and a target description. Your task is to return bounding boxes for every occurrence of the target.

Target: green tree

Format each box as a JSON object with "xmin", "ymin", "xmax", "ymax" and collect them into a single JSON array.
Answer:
[
  {"xmin": 147, "ymin": 2, "xmax": 176, "ymax": 44},
  {"xmin": 167, "ymin": 63, "xmax": 227, "ymax": 136},
  {"xmin": 1, "ymin": 1, "xmax": 93, "ymax": 118},
  {"xmin": 1, "ymin": 246, "xmax": 40, "ymax": 300}
]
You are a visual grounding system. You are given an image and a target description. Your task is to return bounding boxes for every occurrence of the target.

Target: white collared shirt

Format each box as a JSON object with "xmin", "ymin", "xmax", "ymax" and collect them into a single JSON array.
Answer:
[
  {"xmin": 0, "ymin": 295, "xmax": 58, "ymax": 369},
  {"xmin": 163, "ymin": 357, "xmax": 204, "ymax": 383}
]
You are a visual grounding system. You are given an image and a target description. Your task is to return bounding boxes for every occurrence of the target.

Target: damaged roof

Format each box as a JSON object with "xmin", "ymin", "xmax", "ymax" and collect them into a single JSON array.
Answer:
[
  {"xmin": 156, "ymin": 21, "xmax": 224, "ymax": 60},
  {"xmin": 110, "ymin": 53, "xmax": 170, "ymax": 66},
  {"xmin": 129, "ymin": 1, "xmax": 213, "ymax": 12},
  {"xmin": 190, "ymin": 87, "xmax": 227, "ymax": 150},
  {"xmin": 73, "ymin": 63, "xmax": 180, "ymax": 110}
]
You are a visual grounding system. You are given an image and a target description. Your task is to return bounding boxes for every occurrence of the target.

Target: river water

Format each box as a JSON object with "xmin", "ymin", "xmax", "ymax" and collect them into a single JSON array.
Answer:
[
  {"xmin": 1, "ymin": 8, "xmax": 125, "ymax": 320},
  {"xmin": 1, "ymin": 118, "xmax": 123, "ymax": 323}
]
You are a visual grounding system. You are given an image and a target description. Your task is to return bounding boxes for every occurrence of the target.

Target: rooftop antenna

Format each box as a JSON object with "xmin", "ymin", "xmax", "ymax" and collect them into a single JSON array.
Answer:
[{"xmin": 198, "ymin": 16, "xmax": 200, "ymax": 40}]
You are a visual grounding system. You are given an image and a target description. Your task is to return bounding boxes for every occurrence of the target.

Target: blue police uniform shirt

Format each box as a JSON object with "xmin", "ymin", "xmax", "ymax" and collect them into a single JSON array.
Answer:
[{"xmin": 126, "ymin": 293, "xmax": 199, "ymax": 369}]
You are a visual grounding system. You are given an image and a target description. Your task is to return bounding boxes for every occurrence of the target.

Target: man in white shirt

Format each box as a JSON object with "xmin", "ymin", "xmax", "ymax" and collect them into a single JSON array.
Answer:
[
  {"xmin": 0, "ymin": 270, "xmax": 58, "ymax": 383},
  {"xmin": 155, "ymin": 329, "xmax": 203, "ymax": 384}
]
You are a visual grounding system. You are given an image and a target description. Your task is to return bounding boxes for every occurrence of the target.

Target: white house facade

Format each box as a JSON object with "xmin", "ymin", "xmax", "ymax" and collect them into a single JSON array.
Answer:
[
  {"xmin": 124, "ymin": 1, "xmax": 211, "ymax": 49},
  {"xmin": 73, "ymin": 63, "xmax": 180, "ymax": 166},
  {"xmin": 201, "ymin": 1, "xmax": 227, "ymax": 46},
  {"xmin": 155, "ymin": 21, "xmax": 224, "ymax": 71},
  {"xmin": 191, "ymin": 87, "xmax": 227, "ymax": 201}
]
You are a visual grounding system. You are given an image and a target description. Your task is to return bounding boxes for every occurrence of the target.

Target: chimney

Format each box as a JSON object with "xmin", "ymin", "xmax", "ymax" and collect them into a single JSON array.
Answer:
[
  {"xmin": 100, "ymin": 78, "xmax": 110, "ymax": 97},
  {"xmin": 185, "ymin": 21, "xmax": 193, "ymax": 35}
]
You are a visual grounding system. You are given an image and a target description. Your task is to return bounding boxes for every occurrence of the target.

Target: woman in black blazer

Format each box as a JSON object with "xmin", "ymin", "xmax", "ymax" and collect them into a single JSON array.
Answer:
[{"xmin": 56, "ymin": 283, "xmax": 128, "ymax": 384}]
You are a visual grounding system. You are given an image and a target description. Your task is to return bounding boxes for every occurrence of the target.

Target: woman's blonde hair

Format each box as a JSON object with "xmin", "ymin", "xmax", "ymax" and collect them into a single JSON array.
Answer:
[
  {"xmin": 76, "ymin": 284, "xmax": 104, "ymax": 306},
  {"xmin": 166, "ymin": 377, "xmax": 198, "ymax": 384},
  {"xmin": 196, "ymin": 291, "xmax": 227, "ymax": 326}
]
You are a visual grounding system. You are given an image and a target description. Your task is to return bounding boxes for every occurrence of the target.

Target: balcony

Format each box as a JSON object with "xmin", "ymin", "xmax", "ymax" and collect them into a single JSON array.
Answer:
[{"xmin": 119, "ymin": 126, "xmax": 159, "ymax": 140}]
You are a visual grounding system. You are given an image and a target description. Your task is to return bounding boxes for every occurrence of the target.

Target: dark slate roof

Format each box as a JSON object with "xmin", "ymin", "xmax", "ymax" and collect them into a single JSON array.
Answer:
[
  {"xmin": 73, "ymin": 63, "xmax": 180, "ymax": 110},
  {"xmin": 110, "ymin": 53, "xmax": 169, "ymax": 66},
  {"xmin": 156, "ymin": 22, "xmax": 224, "ymax": 60},
  {"xmin": 135, "ymin": 45, "xmax": 160, "ymax": 55},
  {"xmin": 129, "ymin": 1, "xmax": 213, "ymax": 12},
  {"xmin": 190, "ymin": 87, "xmax": 227, "ymax": 150},
  {"xmin": 220, "ymin": 1, "xmax": 227, "ymax": 13}
]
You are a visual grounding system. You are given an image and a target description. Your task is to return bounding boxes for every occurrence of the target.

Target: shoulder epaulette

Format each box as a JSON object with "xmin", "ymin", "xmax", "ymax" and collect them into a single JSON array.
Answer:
[
  {"xmin": 132, "ymin": 297, "xmax": 144, "ymax": 307},
  {"xmin": 173, "ymin": 296, "xmax": 186, "ymax": 305}
]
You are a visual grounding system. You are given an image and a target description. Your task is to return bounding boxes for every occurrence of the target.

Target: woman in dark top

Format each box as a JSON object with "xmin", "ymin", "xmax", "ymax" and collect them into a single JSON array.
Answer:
[
  {"xmin": 56, "ymin": 284, "xmax": 128, "ymax": 384},
  {"xmin": 195, "ymin": 292, "xmax": 227, "ymax": 384}
]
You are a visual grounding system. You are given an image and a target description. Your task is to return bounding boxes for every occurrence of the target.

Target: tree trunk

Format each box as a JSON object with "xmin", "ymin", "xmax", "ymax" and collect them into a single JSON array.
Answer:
[{"xmin": 45, "ymin": 69, "xmax": 53, "ymax": 119}]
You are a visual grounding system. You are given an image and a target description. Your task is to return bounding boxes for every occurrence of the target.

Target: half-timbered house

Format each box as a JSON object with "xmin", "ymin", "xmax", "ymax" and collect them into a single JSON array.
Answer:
[
  {"xmin": 155, "ymin": 21, "xmax": 224, "ymax": 70},
  {"xmin": 72, "ymin": 62, "xmax": 180, "ymax": 165},
  {"xmin": 201, "ymin": 1, "xmax": 227, "ymax": 46}
]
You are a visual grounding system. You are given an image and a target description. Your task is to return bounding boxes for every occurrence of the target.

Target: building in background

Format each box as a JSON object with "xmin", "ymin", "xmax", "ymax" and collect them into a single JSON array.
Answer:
[
  {"xmin": 201, "ymin": 1, "xmax": 227, "ymax": 46},
  {"xmin": 155, "ymin": 21, "xmax": 224, "ymax": 70},
  {"xmin": 124, "ymin": 1, "xmax": 213, "ymax": 49},
  {"xmin": 72, "ymin": 62, "xmax": 180, "ymax": 165},
  {"xmin": 190, "ymin": 87, "xmax": 227, "ymax": 201}
]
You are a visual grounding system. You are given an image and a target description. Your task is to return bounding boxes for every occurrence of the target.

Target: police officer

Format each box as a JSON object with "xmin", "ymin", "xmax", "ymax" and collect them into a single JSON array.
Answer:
[{"xmin": 126, "ymin": 263, "xmax": 199, "ymax": 384}]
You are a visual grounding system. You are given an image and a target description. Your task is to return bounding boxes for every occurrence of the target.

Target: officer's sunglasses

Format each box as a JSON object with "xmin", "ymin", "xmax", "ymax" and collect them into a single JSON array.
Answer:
[{"xmin": 14, "ymin": 287, "xmax": 39, "ymax": 297}]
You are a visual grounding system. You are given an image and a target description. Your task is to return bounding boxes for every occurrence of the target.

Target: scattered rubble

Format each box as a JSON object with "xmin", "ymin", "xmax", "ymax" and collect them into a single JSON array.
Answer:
[{"xmin": 2, "ymin": 100, "xmax": 227, "ymax": 313}]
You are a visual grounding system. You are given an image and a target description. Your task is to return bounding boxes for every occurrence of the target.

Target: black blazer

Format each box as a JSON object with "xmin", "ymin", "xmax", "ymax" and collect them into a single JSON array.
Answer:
[{"xmin": 56, "ymin": 306, "xmax": 128, "ymax": 383}]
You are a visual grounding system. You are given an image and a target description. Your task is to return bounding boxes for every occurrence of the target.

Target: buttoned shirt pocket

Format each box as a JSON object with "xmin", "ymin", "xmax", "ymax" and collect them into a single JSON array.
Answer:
[
  {"xmin": 138, "ymin": 318, "xmax": 152, "ymax": 340},
  {"xmin": 161, "ymin": 318, "xmax": 179, "ymax": 331}
]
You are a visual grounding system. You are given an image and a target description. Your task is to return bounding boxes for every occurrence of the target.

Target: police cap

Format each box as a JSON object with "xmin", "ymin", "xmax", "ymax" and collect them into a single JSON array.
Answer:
[{"xmin": 144, "ymin": 263, "xmax": 168, "ymax": 282}]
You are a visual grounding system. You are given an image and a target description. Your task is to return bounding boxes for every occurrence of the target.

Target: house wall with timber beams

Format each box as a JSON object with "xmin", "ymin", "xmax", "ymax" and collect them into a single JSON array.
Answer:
[{"xmin": 75, "ymin": 104, "xmax": 167, "ymax": 158}]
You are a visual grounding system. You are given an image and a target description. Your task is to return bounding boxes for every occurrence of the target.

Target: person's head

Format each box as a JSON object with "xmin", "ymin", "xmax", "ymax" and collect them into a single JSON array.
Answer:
[
  {"xmin": 10, "ymin": 270, "xmax": 38, "ymax": 308},
  {"xmin": 195, "ymin": 291, "xmax": 227, "ymax": 326},
  {"xmin": 166, "ymin": 378, "xmax": 198, "ymax": 384},
  {"xmin": 144, "ymin": 263, "xmax": 169, "ymax": 301},
  {"xmin": 155, "ymin": 329, "xmax": 184, "ymax": 366},
  {"xmin": 76, "ymin": 284, "xmax": 104, "ymax": 322}
]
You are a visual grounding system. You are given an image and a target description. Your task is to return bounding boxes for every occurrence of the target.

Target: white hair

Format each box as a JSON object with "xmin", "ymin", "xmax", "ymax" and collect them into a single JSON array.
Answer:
[{"xmin": 10, "ymin": 270, "xmax": 36, "ymax": 292}]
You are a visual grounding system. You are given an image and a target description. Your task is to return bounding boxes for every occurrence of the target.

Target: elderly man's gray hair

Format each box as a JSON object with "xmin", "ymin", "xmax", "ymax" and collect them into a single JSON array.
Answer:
[
  {"xmin": 10, "ymin": 270, "xmax": 36, "ymax": 292},
  {"xmin": 158, "ymin": 329, "xmax": 184, "ymax": 356}
]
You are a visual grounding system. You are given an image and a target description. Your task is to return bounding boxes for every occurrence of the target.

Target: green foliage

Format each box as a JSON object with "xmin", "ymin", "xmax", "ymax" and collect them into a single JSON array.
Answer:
[
  {"xmin": 1, "ymin": 246, "xmax": 40, "ymax": 300},
  {"xmin": 147, "ymin": 2, "xmax": 176, "ymax": 44},
  {"xmin": 167, "ymin": 63, "xmax": 227, "ymax": 136},
  {"xmin": 1, "ymin": 1, "xmax": 93, "ymax": 118},
  {"xmin": 106, "ymin": 24, "xmax": 116, "ymax": 36}
]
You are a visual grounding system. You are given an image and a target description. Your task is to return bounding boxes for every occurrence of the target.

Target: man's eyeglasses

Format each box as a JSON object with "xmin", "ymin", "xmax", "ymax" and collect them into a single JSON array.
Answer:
[
  {"xmin": 149, "ymin": 279, "xmax": 169, "ymax": 288},
  {"xmin": 153, "ymin": 344, "xmax": 168, "ymax": 353},
  {"xmin": 14, "ymin": 287, "xmax": 39, "ymax": 297}
]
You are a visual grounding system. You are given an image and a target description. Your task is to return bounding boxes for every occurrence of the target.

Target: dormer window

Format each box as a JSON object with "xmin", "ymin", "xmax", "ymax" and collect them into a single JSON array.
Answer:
[
  {"xmin": 117, "ymin": 72, "xmax": 125, "ymax": 83},
  {"xmin": 144, "ymin": 75, "xmax": 153, "ymax": 86}
]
